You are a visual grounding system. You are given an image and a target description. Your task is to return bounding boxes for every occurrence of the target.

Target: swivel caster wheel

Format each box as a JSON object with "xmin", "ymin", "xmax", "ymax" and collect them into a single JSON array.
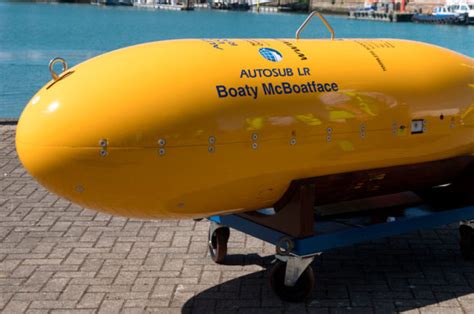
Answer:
[
  {"xmin": 460, "ymin": 224, "xmax": 474, "ymax": 260},
  {"xmin": 269, "ymin": 260, "xmax": 315, "ymax": 302},
  {"xmin": 208, "ymin": 226, "xmax": 230, "ymax": 264}
]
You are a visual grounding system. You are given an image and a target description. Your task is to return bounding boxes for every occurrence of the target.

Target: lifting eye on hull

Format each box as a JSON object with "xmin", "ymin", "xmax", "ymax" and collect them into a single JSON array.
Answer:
[{"xmin": 47, "ymin": 57, "xmax": 74, "ymax": 90}]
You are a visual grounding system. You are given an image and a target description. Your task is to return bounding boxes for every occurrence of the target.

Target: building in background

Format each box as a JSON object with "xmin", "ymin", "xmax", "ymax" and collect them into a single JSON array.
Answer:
[{"xmin": 309, "ymin": 0, "xmax": 473, "ymax": 14}]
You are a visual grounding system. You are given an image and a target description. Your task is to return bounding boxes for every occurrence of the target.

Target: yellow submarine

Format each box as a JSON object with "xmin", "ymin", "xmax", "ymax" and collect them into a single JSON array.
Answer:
[{"xmin": 16, "ymin": 15, "xmax": 473, "ymax": 220}]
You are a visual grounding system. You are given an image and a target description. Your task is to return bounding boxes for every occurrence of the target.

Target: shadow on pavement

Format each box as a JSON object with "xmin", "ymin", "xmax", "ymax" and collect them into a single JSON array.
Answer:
[{"xmin": 183, "ymin": 227, "xmax": 474, "ymax": 313}]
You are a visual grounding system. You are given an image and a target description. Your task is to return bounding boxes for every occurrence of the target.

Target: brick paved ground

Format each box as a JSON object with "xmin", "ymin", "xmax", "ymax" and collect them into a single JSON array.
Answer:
[{"xmin": 1, "ymin": 124, "xmax": 474, "ymax": 313}]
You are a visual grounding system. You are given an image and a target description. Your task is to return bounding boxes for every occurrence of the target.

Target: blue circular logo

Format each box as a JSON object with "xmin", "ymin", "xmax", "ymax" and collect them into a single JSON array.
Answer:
[{"xmin": 259, "ymin": 48, "xmax": 283, "ymax": 62}]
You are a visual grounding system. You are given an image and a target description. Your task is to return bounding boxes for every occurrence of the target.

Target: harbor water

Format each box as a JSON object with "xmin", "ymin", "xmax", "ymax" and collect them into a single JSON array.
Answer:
[{"xmin": 0, "ymin": 2, "xmax": 473, "ymax": 118}]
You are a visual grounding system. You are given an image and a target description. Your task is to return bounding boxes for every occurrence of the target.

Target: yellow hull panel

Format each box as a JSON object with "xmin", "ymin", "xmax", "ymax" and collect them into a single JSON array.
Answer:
[{"xmin": 16, "ymin": 39, "xmax": 474, "ymax": 218}]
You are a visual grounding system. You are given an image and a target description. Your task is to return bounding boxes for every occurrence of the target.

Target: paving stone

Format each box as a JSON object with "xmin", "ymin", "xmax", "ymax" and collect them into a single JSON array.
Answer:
[
  {"xmin": 29, "ymin": 300, "xmax": 77, "ymax": 309},
  {"xmin": 76, "ymin": 292, "xmax": 105, "ymax": 309},
  {"xmin": 98, "ymin": 299, "xmax": 124, "ymax": 313},
  {"xmin": 3, "ymin": 300, "xmax": 30, "ymax": 313},
  {"xmin": 1, "ymin": 124, "xmax": 474, "ymax": 313}
]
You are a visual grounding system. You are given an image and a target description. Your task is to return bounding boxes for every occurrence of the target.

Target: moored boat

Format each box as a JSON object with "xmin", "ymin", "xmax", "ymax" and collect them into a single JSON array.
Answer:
[
  {"xmin": 412, "ymin": 5, "xmax": 469, "ymax": 24},
  {"xmin": 449, "ymin": 2, "xmax": 474, "ymax": 24}
]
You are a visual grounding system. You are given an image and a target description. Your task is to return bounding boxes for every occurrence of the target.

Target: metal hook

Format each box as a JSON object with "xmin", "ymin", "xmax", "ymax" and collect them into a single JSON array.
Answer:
[
  {"xmin": 295, "ymin": 11, "xmax": 335, "ymax": 40},
  {"xmin": 49, "ymin": 57, "xmax": 68, "ymax": 81}
]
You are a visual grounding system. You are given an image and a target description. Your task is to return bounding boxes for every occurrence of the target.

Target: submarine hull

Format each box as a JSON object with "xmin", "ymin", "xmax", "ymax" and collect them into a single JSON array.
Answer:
[{"xmin": 16, "ymin": 39, "xmax": 474, "ymax": 219}]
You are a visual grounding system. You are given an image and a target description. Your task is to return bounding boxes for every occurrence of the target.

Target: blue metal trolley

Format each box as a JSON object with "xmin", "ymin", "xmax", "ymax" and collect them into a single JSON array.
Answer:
[{"xmin": 206, "ymin": 195, "xmax": 474, "ymax": 302}]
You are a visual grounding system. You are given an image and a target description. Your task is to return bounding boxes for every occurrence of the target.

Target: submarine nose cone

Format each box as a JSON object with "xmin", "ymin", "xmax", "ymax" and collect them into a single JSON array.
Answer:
[
  {"xmin": 15, "ymin": 63, "xmax": 102, "ymax": 203},
  {"xmin": 16, "ymin": 91, "xmax": 69, "ymax": 192},
  {"xmin": 14, "ymin": 58, "xmax": 165, "ymax": 218},
  {"xmin": 16, "ymin": 83, "xmax": 109, "ymax": 213}
]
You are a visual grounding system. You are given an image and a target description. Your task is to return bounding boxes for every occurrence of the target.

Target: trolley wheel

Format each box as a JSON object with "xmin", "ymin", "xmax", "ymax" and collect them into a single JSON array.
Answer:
[
  {"xmin": 269, "ymin": 261, "xmax": 315, "ymax": 302},
  {"xmin": 208, "ymin": 227, "xmax": 230, "ymax": 264},
  {"xmin": 460, "ymin": 224, "xmax": 474, "ymax": 260}
]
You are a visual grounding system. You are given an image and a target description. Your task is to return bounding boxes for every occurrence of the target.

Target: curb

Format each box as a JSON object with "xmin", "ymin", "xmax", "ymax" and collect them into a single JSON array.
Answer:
[{"xmin": 0, "ymin": 119, "xmax": 18, "ymax": 125}]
